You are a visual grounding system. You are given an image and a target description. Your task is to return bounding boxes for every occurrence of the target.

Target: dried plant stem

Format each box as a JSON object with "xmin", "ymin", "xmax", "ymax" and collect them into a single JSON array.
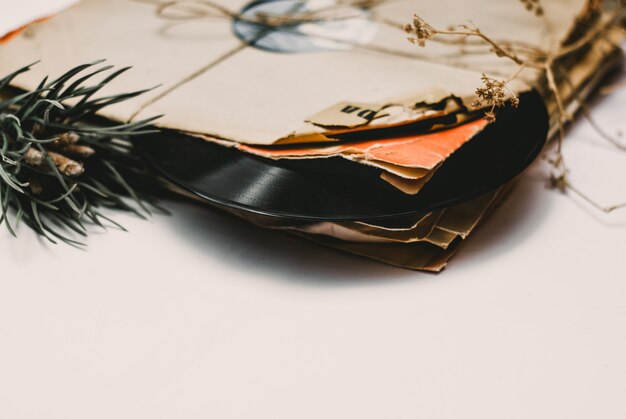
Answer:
[
  {"xmin": 565, "ymin": 180, "xmax": 626, "ymax": 213},
  {"xmin": 553, "ymin": 12, "xmax": 625, "ymax": 61},
  {"xmin": 543, "ymin": 59, "xmax": 626, "ymax": 214},
  {"xmin": 406, "ymin": 2, "xmax": 626, "ymax": 214},
  {"xmin": 152, "ymin": 0, "xmax": 392, "ymax": 28},
  {"xmin": 429, "ymin": 27, "xmax": 529, "ymax": 66},
  {"xmin": 600, "ymin": 79, "xmax": 626, "ymax": 95},
  {"xmin": 556, "ymin": 64, "xmax": 626, "ymax": 151},
  {"xmin": 543, "ymin": 61, "xmax": 626, "ymax": 214},
  {"xmin": 545, "ymin": 60, "xmax": 571, "ymax": 125}
]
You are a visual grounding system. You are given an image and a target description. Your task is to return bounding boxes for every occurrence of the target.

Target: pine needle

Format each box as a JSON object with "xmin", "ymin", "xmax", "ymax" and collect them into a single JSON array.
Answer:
[{"xmin": 0, "ymin": 62, "xmax": 165, "ymax": 244}]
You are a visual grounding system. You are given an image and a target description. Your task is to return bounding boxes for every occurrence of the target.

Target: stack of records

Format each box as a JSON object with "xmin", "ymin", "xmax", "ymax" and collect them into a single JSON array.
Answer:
[{"xmin": 1, "ymin": 0, "xmax": 622, "ymax": 270}]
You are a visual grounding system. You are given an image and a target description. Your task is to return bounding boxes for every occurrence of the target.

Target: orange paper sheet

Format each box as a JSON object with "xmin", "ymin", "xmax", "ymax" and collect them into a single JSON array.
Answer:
[{"xmin": 239, "ymin": 118, "xmax": 488, "ymax": 171}]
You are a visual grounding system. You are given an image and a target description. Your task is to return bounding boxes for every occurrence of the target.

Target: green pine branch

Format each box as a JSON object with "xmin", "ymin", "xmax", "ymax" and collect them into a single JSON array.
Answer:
[{"xmin": 0, "ymin": 60, "xmax": 166, "ymax": 245}]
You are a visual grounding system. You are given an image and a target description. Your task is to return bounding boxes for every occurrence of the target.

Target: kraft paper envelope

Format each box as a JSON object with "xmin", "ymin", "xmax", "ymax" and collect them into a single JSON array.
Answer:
[
  {"xmin": 0, "ymin": 0, "xmax": 592, "ymax": 145},
  {"xmin": 263, "ymin": 187, "xmax": 498, "ymax": 245},
  {"xmin": 294, "ymin": 185, "xmax": 509, "ymax": 272},
  {"xmin": 171, "ymin": 178, "xmax": 507, "ymax": 271}
]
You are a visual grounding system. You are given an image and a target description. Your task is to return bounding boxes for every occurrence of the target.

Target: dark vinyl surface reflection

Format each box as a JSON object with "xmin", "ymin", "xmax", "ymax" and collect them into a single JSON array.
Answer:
[{"xmin": 136, "ymin": 91, "xmax": 548, "ymax": 222}]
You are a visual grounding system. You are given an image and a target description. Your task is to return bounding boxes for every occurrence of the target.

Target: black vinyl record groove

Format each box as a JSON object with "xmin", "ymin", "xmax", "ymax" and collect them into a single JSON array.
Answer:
[{"xmin": 136, "ymin": 90, "xmax": 548, "ymax": 221}]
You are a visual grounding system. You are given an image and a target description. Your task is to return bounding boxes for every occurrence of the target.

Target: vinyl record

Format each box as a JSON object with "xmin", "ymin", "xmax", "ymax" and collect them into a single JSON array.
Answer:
[{"xmin": 135, "ymin": 90, "xmax": 548, "ymax": 221}]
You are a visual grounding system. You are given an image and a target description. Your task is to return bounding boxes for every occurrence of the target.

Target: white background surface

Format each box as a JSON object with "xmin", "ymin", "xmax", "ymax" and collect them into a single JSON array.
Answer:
[
  {"xmin": 0, "ymin": 0, "xmax": 79, "ymax": 38},
  {"xmin": 2, "ymin": 64, "xmax": 626, "ymax": 419}
]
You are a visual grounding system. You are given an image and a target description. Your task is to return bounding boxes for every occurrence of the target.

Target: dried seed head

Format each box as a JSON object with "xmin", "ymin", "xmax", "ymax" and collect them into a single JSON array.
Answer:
[
  {"xmin": 519, "ymin": 0, "xmax": 544, "ymax": 16},
  {"xmin": 23, "ymin": 147, "xmax": 45, "ymax": 166},
  {"xmin": 48, "ymin": 151, "xmax": 84, "ymax": 177},
  {"xmin": 63, "ymin": 144, "xmax": 96, "ymax": 158},
  {"xmin": 475, "ymin": 74, "xmax": 507, "ymax": 108},
  {"xmin": 32, "ymin": 123, "xmax": 44, "ymax": 136},
  {"xmin": 53, "ymin": 131, "xmax": 80, "ymax": 147},
  {"xmin": 28, "ymin": 178, "xmax": 43, "ymax": 195},
  {"xmin": 548, "ymin": 172, "xmax": 568, "ymax": 193},
  {"xmin": 484, "ymin": 111, "xmax": 497, "ymax": 124},
  {"xmin": 405, "ymin": 14, "xmax": 435, "ymax": 47},
  {"xmin": 471, "ymin": 74, "xmax": 520, "ymax": 122}
]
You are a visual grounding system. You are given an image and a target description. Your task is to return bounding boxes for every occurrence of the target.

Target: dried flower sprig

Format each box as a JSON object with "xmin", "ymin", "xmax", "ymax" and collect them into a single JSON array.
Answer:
[
  {"xmin": 404, "ymin": 15, "xmax": 435, "ymax": 47},
  {"xmin": 471, "ymin": 73, "xmax": 520, "ymax": 123},
  {"xmin": 404, "ymin": 16, "xmax": 529, "ymax": 66},
  {"xmin": 0, "ymin": 61, "xmax": 165, "ymax": 245},
  {"xmin": 405, "ymin": 14, "xmax": 527, "ymax": 122},
  {"xmin": 405, "ymin": 1, "xmax": 626, "ymax": 213},
  {"xmin": 520, "ymin": 0, "xmax": 544, "ymax": 16}
]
